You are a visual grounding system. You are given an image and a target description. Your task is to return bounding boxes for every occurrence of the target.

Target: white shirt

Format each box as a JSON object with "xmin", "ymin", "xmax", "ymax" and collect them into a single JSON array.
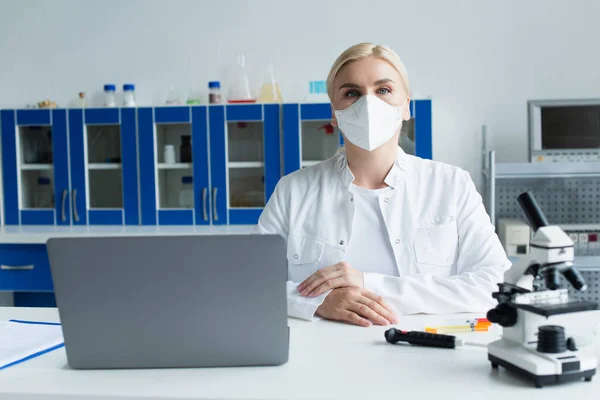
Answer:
[
  {"xmin": 257, "ymin": 146, "xmax": 511, "ymax": 321},
  {"xmin": 344, "ymin": 184, "xmax": 399, "ymax": 277}
]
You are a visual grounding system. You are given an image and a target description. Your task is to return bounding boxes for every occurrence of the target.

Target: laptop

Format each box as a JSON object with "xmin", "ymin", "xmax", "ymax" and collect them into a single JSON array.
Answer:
[{"xmin": 46, "ymin": 234, "xmax": 289, "ymax": 369}]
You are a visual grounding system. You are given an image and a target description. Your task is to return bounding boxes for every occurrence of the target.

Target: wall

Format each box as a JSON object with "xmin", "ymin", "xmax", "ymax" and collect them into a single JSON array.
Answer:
[{"xmin": 1, "ymin": 0, "xmax": 600, "ymax": 189}]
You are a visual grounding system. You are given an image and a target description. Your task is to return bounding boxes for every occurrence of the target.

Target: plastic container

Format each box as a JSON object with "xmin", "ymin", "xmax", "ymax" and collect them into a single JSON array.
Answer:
[
  {"xmin": 123, "ymin": 84, "xmax": 136, "ymax": 107},
  {"xmin": 34, "ymin": 177, "xmax": 53, "ymax": 208},
  {"xmin": 179, "ymin": 176, "xmax": 194, "ymax": 208},
  {"xmin": 180, "ymin": 135, "xmax": 192, "ymax": 163},
  {"xmin": 208, "ymin": 81, "xmax": 221, "ymax": 104},
  {"xmin": 257, "ymin": 63, "xmax": 282, "ymax": 103},
  {"xmin": 227, "ymin": 53, "xmax": 256, "ymax": 103},
  {"xmin": 163, "ymin": 145, "xmax": 176, "ymax": 164},
  {"xmin": 104, "ymin": 84, "xmax": 117, "ymax": 107}
]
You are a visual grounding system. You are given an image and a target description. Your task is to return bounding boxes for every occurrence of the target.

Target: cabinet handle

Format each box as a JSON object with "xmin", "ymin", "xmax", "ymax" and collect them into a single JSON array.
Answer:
[
  {"xmin": 202, "ymin": 188, "xmax": 208, "ymax": 221},
  {"xmin": 72, "ymin": 189, "xmax": 79, "ymax": 222},
  {"xmin": 213, "ymin": 187, "xmax": 218, "ymax": 221},
  {"xmin": 1, "ymin": 264, "xmax": 34, "ymax": 270},
  {"xmin": 60, "ymin": 189, "xmax": 68, "ymax": 222}
]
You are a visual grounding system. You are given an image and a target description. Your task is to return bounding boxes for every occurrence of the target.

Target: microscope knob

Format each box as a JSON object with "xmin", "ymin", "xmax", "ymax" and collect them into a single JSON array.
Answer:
[
  {"xmin": 567, "ymin": 337, "xmax": 578, "ymax": 352},
  {"xmin": 537, "ymin": 325, "xmax": 567, "ymax": 353},
  {"xmin": 486, "ymin": 304, "xmax": 517, "ymax": 327}
]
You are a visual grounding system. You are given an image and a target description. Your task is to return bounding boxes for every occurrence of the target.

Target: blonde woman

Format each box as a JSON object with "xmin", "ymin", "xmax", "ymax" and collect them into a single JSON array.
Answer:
[{"xmin": 258, "ymin": 43, "xmax": 510, "ymax": 327}]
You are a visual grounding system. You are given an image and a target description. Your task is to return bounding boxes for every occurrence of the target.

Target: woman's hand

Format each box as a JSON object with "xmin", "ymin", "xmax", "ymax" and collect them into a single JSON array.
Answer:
[
  {"xmin": 316, "ymin": 287, "xmax": 398, "ymax": 327},
  {"xmin": 298, "ymin": 261, "xmax": 363, "ymax": 297}
]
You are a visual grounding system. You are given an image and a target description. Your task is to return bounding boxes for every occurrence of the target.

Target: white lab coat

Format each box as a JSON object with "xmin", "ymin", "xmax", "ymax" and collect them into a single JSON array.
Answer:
[{"xmin": 257, "ymin": 147, "xmax": 511, "ymax": 321}]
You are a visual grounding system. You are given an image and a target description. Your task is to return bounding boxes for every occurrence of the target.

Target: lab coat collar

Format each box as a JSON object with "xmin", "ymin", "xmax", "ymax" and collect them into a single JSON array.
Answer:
[{"xmin": 335, "ymin": 146, "xmax": 409, "ymax": 190}]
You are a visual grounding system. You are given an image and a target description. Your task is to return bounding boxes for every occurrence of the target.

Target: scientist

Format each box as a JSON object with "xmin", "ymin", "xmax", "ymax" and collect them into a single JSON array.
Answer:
[{"xmin": 258, "ymin": 43, "xmax": 510, "ymax": 327}]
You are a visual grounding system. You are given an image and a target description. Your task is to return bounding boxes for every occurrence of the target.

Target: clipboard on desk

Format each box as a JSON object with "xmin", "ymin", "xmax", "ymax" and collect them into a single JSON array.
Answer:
[{"xmin": 0, "ymin": 319, "xmax": 64, "ymax": 370}]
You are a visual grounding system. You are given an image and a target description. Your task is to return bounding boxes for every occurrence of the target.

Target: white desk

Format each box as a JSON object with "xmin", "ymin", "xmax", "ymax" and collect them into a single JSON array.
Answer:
[
  {"xmin": 0, "ymin": 225, "xmax": 258, "ymax": 244},
  {"xmin": 0, "ymin": 307, "xmax": 599, "ymax": 399}
]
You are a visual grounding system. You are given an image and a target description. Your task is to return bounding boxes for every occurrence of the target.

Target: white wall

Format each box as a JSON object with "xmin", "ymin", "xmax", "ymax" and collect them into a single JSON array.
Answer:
[{"xmin": 1, "ymin": 0, "xmax": 600, "ymax": 189}]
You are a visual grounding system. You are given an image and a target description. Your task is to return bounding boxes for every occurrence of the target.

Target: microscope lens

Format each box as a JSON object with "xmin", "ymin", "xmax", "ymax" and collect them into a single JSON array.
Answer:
[
  {"xmin": 544, "ymin": 269, "xmax": 561, "ymax": 290},
  {"xmin": 562, "ymin": 266, "xmax": 587, "ymax": 291}
]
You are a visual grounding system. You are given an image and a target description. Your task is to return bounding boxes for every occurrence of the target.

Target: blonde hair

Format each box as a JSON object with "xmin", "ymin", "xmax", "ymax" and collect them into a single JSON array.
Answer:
[{"xmin": 326, "ymin": 43, "xmax": 410, "ymax": 101}]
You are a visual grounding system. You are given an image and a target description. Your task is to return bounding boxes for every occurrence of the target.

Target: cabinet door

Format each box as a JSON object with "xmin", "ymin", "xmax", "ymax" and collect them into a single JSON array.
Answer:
[
  {"xmin": 68, "ymin": 108, "xmax": 139, "ymax": 225},
  {"xmin": 283, "ymin": 103, "xmax": 341, "ymax": 176},
  {"xmin": 209, "ymin": 104, "xmax": 281, "ymax": 225},
  {"xmin": 139, "ymin": 106, "xmax": 210, "ymax": 225},
  {"xmin": 412, "ymin": 99, "xmax": 432, "ymax": 160},
  {"xmin": 1, "ymin": 109, "xmax": 70, "ymax": 225}
]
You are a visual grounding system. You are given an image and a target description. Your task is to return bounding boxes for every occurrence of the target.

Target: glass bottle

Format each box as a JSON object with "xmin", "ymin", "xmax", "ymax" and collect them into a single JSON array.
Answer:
[
  {"xmin": 257, "ymin": 63, "xmax": 282, "ymax": 103},
  {"xmin": 208, "ymin": 81, "xmax": 221, "ymax": 104},
  {"xmin": 179, "ymin": 176, "xmax": 194, "ymax": 208},
  {"xmin": 180, "ymin": 135, "xmax": 192, "ymax": 163},
  {"xmin": 227, "ymin": 53, "xmax": 255, "ymax": 103}
]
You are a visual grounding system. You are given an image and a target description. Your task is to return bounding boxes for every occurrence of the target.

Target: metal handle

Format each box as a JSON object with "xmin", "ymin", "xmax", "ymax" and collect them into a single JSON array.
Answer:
[
  {"xmin": 202, "ymin": 188, "xmax": 208, "ymax": 221},
  {"xmin": 60, "ymin": 189, "xmax": 68, "ymax": 222},
  {"xmin": 72, "ymin": 189, "xmax": 79, "ymax": 222},
  {"xmin": 213, "ymin": 187, "xmax": 218, "ymax": 221},
  {"xmin": 1, "ymin": 264, "xmax": 34, "ymax": 270}
]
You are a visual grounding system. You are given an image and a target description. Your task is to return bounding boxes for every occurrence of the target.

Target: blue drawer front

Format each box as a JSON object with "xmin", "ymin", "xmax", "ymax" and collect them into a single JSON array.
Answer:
[
  {"xmin": 0, "ymin": 244, "xmax": 53, "ymax": 291},
  {"xmin": 229, "ymin": 209, "xmax": 262, "ymax": 225},
  {"xmin": 300, "ymin": 103, "xmax": 331, "ymax": 120},
  {"xmin": 158, "ymin": 210, "xmax": 194, "ymax": 225},
  {"xmin": 226, "ymin": 104, "xmax": 262, "ymax": 121},
  {"xmin": 155, "ymin": 106, "xmax": 190, "ymax": 123},
  {"xmin": 88, "ymin": 210, "xmax": 124, "ymax": 225},
  {"xmin": 16, "ymin": 109, "xmax": 51, "ymax": 125},
  {"xmin": 84, "ymin": 108, "xmax": 119, "ymax": 125},
  {"xmin": 21, "ymin": 210, "xmax": 55, "ymax": 225}
]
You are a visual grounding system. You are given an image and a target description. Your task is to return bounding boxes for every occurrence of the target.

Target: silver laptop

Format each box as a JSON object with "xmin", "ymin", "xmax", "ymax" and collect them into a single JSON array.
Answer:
[{"xmin": 46, "ymin": 234, "xmax": 288, "ymax": 369}]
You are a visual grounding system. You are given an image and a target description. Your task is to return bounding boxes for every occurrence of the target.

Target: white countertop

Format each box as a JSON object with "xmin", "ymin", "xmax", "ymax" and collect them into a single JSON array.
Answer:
[
  {"xmin": 0, "ymin": 307, "xmax": 599, "ymax": 399},
  {"xmin": 0, "ymin": 225, "xmax": 258, "ymax": 244}
]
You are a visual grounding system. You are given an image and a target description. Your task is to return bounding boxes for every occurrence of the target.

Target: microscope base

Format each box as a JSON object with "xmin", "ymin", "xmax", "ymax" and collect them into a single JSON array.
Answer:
[{"xmin": 488, "ymin": 340, "xmax": 596, "ymax": 388}]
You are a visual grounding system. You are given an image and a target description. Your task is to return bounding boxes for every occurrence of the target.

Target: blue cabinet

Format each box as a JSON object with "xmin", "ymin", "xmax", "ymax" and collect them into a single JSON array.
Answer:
[
  {"xmin": 209, "ymin": 104, "xmax": 281, "ymax": 225},
  {"xmin": 1, "ymin": 108, "xmax": 139, "ymax": 226},
  {"xmin": 139, "ymin": 106, "xmax": 211, "ymax": 225},
  {"xmin": 1, "ymin": 109, "xmax": 69, "ymax": 225},
  {"xmin": 0, "ymin": 244, "xmax": 53, "ymax": 291},
  {"xmin": 68, "ymin": 108, "xmax": 139, "ymax": 225},
  {"xmin": 282, "ymin": 100, "xmax": 433, "ymax": 174},
  {"xmin": 1, "ymin": 102, "xmax": 431, "ymax": 227}
]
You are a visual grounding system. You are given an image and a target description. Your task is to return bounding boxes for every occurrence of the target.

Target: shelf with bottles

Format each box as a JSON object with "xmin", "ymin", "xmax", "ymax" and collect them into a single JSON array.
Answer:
[
  {"xmin": 156, "ymin": 124, "xmax": 193, "ymax": 166},
  {"xmin": 229, "ymin": 167, "xmax": 265, "ymax": 208},
  {"xmin": 20, "ymin": 172, "xmax": 54, "ymax": 210},
  {"xmin": 85, "ymin": 124, "xmax": 123, "ymax": 209},
  {"xmin": 18, "ymin": 125, "xmax": 53, "ymax": 169},
  {"xmin": 158, "ymin": 170, "xmax": 194, "ymax": 209}
]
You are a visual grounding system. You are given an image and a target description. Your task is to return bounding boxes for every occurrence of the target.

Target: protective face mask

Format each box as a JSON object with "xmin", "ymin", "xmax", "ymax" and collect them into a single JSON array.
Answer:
[{"xmin": 334, "ymin": 95, "xmax": 407, "ymax": 151}]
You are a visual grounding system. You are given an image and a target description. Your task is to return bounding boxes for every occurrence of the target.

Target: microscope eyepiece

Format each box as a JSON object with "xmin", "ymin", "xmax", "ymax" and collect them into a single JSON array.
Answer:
[{"xmin": 518, "ymin": 192, "xmax": 549, "ymax": 232}]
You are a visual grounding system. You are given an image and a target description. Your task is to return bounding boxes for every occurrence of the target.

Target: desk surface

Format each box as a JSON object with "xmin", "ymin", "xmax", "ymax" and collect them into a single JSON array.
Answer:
[
  {"xmin": 0, "ymin": 225, "xmax": 258, "ymax": 244},
  {"xmin": 0, "ymin": 307, "xmax": 599, "ymax": 400}
]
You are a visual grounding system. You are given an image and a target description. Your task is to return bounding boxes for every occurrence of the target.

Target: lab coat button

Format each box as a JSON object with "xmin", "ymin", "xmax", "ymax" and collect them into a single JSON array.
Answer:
[
  {"xmin": 339, "ymin": 240, "xmax": 345, "ymax": 246},
  {"xmin": 294, "ymin": 254, "xmax": 299, "ymax": 259},
  {"xmin": 384, "ymin": 198, "xmax": 389, "ymax": 203},
  {"xmin": 395, "ymin": 239, "xmax": 400, "ymax": 244},
  {"xmin": 350, "ymin": 197, "xmax": 354, "ymax": 202}
]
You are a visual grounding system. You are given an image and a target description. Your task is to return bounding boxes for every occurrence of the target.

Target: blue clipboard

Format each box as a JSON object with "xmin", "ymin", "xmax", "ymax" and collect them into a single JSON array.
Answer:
[{"xmin": 0, "ymin": 319, "xmax": 64, "ymax": 371}]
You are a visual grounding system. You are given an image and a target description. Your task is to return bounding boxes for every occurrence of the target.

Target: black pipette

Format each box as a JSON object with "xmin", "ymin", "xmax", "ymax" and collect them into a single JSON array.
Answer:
[{"xmin": 384, "ymin": 328, "xmax": 487, "ymax": 349}]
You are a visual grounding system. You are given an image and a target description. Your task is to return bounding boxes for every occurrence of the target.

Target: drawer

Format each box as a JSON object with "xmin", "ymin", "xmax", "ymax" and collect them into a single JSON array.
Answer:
[{"xmin": 0, "ymin": 244, "xmax": 53, "ymax": 291}]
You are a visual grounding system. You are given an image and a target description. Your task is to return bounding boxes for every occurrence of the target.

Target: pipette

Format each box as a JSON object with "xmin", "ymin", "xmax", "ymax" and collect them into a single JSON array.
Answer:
[{"xmin": 385, "ymin": 329, "xmax": 488, "ymax": 349}]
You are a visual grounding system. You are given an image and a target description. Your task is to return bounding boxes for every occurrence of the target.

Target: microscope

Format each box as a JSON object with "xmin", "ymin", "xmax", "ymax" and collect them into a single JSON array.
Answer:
[{"xmin": 487, "ymin": 192, "xmax": 599, "ymax": 388}]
